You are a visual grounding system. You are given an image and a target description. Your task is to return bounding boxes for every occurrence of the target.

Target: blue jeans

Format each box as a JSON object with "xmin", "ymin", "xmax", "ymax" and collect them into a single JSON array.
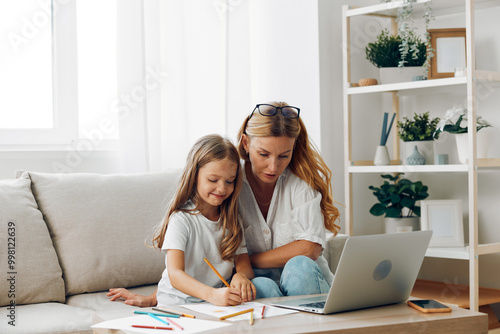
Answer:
[{"xmin": 251, "ymin": 255, "xmax": 331, "ymax": 299}]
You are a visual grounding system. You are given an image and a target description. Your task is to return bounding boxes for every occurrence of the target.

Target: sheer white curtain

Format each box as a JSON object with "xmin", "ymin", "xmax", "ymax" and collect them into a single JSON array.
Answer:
[{"xmin": 116, "ymin": 0, "xmax": 321, "ymax": 173}]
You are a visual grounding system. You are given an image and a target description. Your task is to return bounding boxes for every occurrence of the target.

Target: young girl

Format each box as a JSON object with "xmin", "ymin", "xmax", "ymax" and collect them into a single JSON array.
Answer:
[{"xmin": 108, "ymin": 134, "xmax": 256, "ymax": 306}]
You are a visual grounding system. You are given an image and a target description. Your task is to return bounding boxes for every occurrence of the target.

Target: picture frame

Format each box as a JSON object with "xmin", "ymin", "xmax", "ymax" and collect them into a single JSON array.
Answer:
[
  {"xmin": 428, "ymin": 28, "xmax": 467, "ymax": 79},
  {"xmin": 421, "ymin": 200, "xmax": 464, "ymax": 247}
]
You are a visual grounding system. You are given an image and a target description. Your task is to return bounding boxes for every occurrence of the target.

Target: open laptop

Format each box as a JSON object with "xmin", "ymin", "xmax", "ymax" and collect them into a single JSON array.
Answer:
[{"xmin": 271, "ymin": 230, "xmax": 432, "ymax": 314}]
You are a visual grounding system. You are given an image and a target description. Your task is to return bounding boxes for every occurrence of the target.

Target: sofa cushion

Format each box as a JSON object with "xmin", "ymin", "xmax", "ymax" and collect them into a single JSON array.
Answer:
[
  {"xmin": 0, "ymin": 302, "xmax": 94, "ymax": 334},
  {"xmin": 0, "ymin": 176, "xmax": 65, "ymax": 307},
  {"xmin": 20, "ymin": 171, "xmax": 178, "ymax": 296}
]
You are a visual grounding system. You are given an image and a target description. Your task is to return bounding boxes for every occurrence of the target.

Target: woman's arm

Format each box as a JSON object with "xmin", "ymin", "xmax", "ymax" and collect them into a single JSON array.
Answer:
[
  {"xmin": 250, "ymin": 240, "xmax": 322, "ymax": 269},
  {"xmin": 232, "ymin": 254, "xmax": 256, "ymax": 302},
  {"xmin": 167, "ymin": 249, "xmax": 242, "ymax": 306}
]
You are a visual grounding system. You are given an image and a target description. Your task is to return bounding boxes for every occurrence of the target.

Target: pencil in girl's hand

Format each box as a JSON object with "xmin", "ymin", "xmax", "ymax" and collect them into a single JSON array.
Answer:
[{"xmin": 204, "ymin": 257, "xmax": 230, "ymax": 287}]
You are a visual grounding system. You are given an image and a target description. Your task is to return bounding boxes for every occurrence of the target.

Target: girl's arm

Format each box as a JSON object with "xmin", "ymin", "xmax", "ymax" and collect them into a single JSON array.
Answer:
[
  {"xmin": 107, "ymin": 288, "xmax": 157, "ymax": 307},
  {"xmin": 167, "ymin": 249, "xmax": 242, "ymax": 306},
  {"xmin": 231, "ymin": 254, "xmax": 256, "ymax": 302},
  {"xmin": 250, "ymin": 240, "xmax": 322, "ymax": 269}
]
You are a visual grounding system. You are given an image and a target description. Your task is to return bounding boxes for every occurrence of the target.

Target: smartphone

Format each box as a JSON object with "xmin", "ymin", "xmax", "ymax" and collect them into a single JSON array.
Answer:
[{"xmin": 407, "ymin": 299, "xmax": 452, "ymax": 313}]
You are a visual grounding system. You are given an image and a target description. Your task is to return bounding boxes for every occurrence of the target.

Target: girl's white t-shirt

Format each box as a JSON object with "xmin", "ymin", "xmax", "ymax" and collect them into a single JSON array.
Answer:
[
  {"xmin": 239, "ymin": 166, "xmax": 334, "ymax": 284},
  {"xmin": 156, "ymin": 200, "xmax": 247, "ymax": 306}
]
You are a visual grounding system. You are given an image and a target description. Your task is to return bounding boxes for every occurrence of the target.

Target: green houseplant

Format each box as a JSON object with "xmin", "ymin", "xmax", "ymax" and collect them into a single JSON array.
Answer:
[
  {"xmin": 369, "ymin": 173, "xmax": 429, "ymax": 233},
  {"xmin": 398, "ymin": 112, "xmax": 440, "ymax": 141},
  {"xmin": 365, "ymin": 30, "xmax": 427, "ymax": 84},
  {"xmin": 398, "ymin": 112, "xmax": 440, "ymax": 165},
  {"xmin": 365, "ymin": 29, "xmax": 426, "ymax": 68}
]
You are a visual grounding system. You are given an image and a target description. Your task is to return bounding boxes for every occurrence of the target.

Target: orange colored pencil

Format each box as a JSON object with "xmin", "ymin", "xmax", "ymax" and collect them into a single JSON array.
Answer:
[
  {"xmin": 261, "ymin": 305, "xmax": 266, "ymax": 318},
  {"xmin": 219, "ymin": 308, "xmax": 254, "ymax": 320},
  {"xmin": 204, "ymin": 257, "xmax": 230, "ymax": 288}
]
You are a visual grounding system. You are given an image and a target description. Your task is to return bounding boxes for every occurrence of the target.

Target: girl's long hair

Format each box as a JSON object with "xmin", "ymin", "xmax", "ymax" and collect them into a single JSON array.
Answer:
[
  {"xmin": 237, "ymin": 102, "xmax": 341, "ymax": 235},
  {"xmin": 152, "ymin": 134, "xmax": 243, "ymax": 261}
]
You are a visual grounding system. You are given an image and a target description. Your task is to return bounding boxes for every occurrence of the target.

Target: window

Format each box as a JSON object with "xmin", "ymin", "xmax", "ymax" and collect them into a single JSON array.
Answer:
[
  {"xmin": 0, "ymin": 0, "xmax": 119, "ymax": 149},
  {"xmin": 0, "ymin": 1, "xmax": 53, "ymax": 130}
]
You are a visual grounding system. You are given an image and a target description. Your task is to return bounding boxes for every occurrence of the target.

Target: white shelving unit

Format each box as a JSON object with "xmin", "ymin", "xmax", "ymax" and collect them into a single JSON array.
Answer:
[{"xmin": 342, "ymin": 0, "xmax": 500, "ymax": 312}]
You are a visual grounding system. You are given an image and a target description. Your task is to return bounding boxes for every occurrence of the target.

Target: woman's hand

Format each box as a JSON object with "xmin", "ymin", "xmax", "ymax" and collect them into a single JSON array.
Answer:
[
  {"xmin": 107, "ymin": 288, "xmax": 157, "ymax": 307},
  {"xmin": 230, "ymin": 272, "xmax": 256, "ymax": 302},
  {"xmin": 206, "ymin": 287, "xmax": 243, "ymax": 306}
]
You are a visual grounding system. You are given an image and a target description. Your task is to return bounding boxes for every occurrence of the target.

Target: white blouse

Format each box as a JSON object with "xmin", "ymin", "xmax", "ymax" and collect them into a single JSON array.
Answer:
[{"xmin": 239, "ymin": 166, "xmax": 334, "ymax": 285}]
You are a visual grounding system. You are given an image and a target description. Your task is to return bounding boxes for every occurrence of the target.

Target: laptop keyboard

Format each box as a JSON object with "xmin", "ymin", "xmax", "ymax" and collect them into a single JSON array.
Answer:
[{"xmin": 299, "ymin": 301, "xmax": 326, "ymax": 309}]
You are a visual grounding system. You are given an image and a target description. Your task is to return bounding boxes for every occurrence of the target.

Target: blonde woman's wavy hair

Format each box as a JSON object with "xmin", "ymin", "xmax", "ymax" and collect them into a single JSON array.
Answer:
[
  {"xmin": 152, "ymin": 134, "xmax": 243, "ymax": 261},
  {"xmin": 237, "ymin": 102, "xmax": 341, "ymax": 235}
]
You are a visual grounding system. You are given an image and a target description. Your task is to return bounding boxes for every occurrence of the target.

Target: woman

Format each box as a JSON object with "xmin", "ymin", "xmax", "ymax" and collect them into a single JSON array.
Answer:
[
  {"xmin": 238, "ymin": 102, "xmax": 340, "ymax": 298},
  {"xmin": 108, "ymin": 102, "xmax": 341, "ymax": 305}
]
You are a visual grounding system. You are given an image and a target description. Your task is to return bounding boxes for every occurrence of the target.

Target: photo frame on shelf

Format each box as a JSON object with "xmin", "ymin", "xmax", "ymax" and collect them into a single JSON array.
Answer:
[
  {"xmin": 428, "ymin": 28, "xmax": 467, "ymax": 79},
  {"xmin": 421, "ymin": 200, "xmax": 464, "ymax": 247}
]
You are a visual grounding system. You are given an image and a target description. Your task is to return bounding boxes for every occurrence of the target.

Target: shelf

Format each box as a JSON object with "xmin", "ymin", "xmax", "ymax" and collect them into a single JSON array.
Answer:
[
  {"xmin": 348, "ymin": 159, "xmax": 500, "ymax": 173},
  {"xmin": 426, "ymin": 246, "xmax": 470, "ymax": 260},
  {"xmin": 347, "ymin": 0, "xmax": 496, "ymax": 18},
  {"xmin": 425, "ymin": 242, "xmax": 500, "ymax": 260},
  {"xmin": 346, "ymin": 0, "xmax": 431, "ymax": 17},
  {"xmin": 347, "ymin": 77, "xmax": 466, "ymax": 95},
  {"xmin": 348, "ymin": 164, "xmax": 468, "ymax": 173}
]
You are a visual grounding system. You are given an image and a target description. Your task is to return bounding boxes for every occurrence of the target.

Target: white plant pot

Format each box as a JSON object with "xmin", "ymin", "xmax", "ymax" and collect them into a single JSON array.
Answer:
[
  {"xmin": 455, "ymin": 131, "xmax": 488, "ymax": 164},
  {"xmin": 379, "ymin": 67, "xmax": 425, "ymax": 85},
  {"xmin": 385, "ymin": 217, "xmax": 420, "ymax": 234},
  {"xmin": 403, "ymin": 141, "xmax": 435, "ymax": 165},
  {"xmin": 374, "ymin": 145, "xmax": 390, "ymax": 166}
]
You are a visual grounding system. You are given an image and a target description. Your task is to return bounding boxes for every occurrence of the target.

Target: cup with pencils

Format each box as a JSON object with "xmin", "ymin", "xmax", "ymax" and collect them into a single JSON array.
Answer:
[{"xmin": 374, "ymin": 112, "xmax": 395, "ymax": 166}]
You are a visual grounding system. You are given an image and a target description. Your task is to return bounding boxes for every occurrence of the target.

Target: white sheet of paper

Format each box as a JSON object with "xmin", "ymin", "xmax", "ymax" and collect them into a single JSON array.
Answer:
[
  {"xmin": 91, "ymin": 314, "xmax": 231, "ymax": 333},
  {"xmin": 182, "ymin": 302, "xmax": 298, "ymax": 321}
]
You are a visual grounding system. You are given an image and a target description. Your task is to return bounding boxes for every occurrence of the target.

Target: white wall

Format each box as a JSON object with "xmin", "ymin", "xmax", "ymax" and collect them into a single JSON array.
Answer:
[{"xmin": 319, "ymin": 0, "xmax": 500, "ymax": 289}]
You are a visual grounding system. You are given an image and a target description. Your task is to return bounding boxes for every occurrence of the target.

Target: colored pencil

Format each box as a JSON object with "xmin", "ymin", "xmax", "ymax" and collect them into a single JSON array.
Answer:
[
  {"xmin": 134, "ymin": 310, "xmax": 180, "ymax": 318},
  {"xmin": 167, "ymin": 317, "xmax": 184, "ymax": 330},
  {"xmin": 219, "ymin": 308, "xmax": 254, "ymax": 320},
  {"xmin": 153, "ymin": 307, "xmax": 196, "ymax": 318},
  {"xmin": 149, "ymin": 313, "xmax": 170, "ymax": 326},
  {"xmin": 132, "ymin": 325, "xmax": 173, "ymax": 330},
  {"xmin": 261, "ymin": 305, "xmax": 266, "ymax": 318},
  {"xmin": 204, "ymin": 257, "xmax": 230, "ymax": 288},
  {"xmin": 249, "ymin": 309, "xmax": 254, "ymax": 325}
]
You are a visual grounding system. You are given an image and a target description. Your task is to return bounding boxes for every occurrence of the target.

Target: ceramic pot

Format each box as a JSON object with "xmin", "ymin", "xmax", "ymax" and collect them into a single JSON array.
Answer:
[
  {"xmin": 455, "ymin": 131, "xmax": 488, "ymax": 164},
  {"xmin": 385, "ymin": 217, "xmax": 420, "ymax": 234},
  {"xmin": 379, "ymin": 67, "xmax": 425, "ymax": 84},
  {"xmin": 374, "ymin": 146, "xmax": 390, "ymax": 166}
]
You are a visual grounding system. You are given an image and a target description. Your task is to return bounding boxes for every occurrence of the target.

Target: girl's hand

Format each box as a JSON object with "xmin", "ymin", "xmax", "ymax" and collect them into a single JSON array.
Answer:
[
  {"xmin": 230, "ymin": 272, "xmax": 256, "ymax": 302},
  {"xmin": 107, "ymin": 288, "xmax": 157, "ymax": 307},
  {"xmin": 207, "ymin": 287, "xmax": 243, "ymax": 306}
]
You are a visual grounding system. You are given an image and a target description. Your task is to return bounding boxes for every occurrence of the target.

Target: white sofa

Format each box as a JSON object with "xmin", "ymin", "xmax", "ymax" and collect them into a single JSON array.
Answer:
[{"xmin": 0, "ymin": 171, "xmax": 346, "ymax": 334}]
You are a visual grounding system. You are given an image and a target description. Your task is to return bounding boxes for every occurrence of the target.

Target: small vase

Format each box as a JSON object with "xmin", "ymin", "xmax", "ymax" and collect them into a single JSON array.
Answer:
[
  {"xmin": 374, "ymin": 146, "xmax": 390, "ymax": 166},
  {"xmin": 403, "ymin": 140, "xmax": 434, "ymax": 165},
  {"xmin": 406, "ymin": 146, "xmax": 425, "ymax": 165}
]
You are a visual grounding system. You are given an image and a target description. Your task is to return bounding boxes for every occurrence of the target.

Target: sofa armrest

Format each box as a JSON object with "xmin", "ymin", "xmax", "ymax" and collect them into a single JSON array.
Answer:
[{"xmin": 324, "ymin": 234, "xmax": 349, "ymax": 274}]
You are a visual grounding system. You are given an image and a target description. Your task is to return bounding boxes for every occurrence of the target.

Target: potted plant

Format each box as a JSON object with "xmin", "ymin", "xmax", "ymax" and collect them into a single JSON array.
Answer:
[
  {"xmin": 434, "ymin": 105, "xmax": 492, "ymax": 163},
  {"xmin": 369, "ymin": 173, "xmax": 429, "ymax": 233},
  {"xmin": 365, "ymin": 30, "xmax": 427, "ymax": 84},
  {"xmin": 379, "ymin": 0, "xmax": 435, "ymax": 75},
  {"xmin": 397, "ymin": 112, "xmax": 440, "ymax": 165}
]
